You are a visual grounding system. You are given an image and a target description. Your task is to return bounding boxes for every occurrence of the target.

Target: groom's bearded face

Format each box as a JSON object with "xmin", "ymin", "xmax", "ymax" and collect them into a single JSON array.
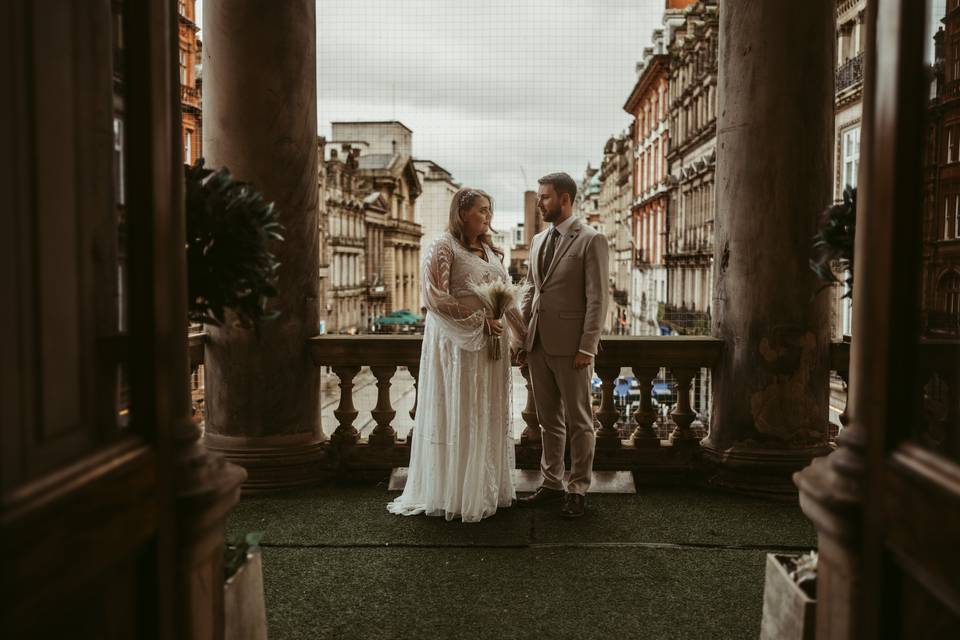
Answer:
[{"xmin": 537, "ymin": 187, "xmax": 563, "ymax": 223}]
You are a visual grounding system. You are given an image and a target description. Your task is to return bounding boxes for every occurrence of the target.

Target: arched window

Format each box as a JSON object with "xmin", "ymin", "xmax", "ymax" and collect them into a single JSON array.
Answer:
[{"xmin": 938, "ymin": 270, "xmax": 960, "ymax": 315}]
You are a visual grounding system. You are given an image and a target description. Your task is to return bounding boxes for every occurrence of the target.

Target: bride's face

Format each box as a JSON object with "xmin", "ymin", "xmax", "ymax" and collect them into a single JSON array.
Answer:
[{"xmin": 461, "ymin": 196, "xmax": 492, "ymax": 239}]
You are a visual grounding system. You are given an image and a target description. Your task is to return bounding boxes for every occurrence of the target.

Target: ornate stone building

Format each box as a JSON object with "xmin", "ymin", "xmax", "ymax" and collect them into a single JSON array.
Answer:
[
  {"xmin": 574, "ymin": 165, "xmax": 602, "ymax": 231},
  {"xmin": 664, "ymin": 0, "xmax": 718, "ymax": 336},
  {"xmin": 624, "ymin": 28, "xmax": 670, "ymax": 336},
  {"xmin": 177, "ymin": 0, "xmax": 202, "ymax": 165},
  {"xmin": 321, "ymin": 141, "xmax": 367, "ymax": 333},
  {"xmin": 599, "ymin": 132, "xmax": 634, "ymax": 334},
  {"xmin": 363, "ymin": 190, "xmax": 391, "ymax": 326},
  {"xmin": 316, "ymin": 138, "xmax": 331, "ymax": 333},
  {"xmin": 922, "ymin": 0, "xmax": 960, "ymax": 337},
  {"xmin": 331, "ymin": 121, "xmax": 423, "ymax": 316},
  {"xmin": 414, "ymin": 159, "xmax": 460, "ymax": 251}
]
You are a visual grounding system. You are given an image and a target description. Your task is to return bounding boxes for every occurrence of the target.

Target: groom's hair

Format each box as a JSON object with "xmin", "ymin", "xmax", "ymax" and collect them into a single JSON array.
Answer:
[{"xmin": 538, "ymin": 172, "xmax": 577, "ymax": 206}]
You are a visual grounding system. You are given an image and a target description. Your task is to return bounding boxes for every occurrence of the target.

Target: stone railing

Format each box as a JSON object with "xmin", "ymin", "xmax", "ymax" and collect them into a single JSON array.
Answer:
[
  {"xmin": 187, "ymin": 334, "xmax": 857, "ymax": 477},
  {"xmin": 188, "ymin": 332, "xmax": 207, "ymax": 422},
  {"xmin": 307, "ymin": 335, "xmax": 723, "ymax": 475}
]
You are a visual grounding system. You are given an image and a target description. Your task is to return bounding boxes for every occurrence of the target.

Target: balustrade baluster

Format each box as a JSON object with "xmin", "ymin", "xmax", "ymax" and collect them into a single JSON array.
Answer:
[
  {"xmin": 369, "ymin": 366, "xmax": 397, "ymax": 448},
  {"xmin": 668, "ymin": 366, "xmax": 699, "ymax": 447},
  {"xmin": 519, "ymin": 365, "xmax": 541, "ymax": 446},
  {"xmin": 407, "ymin": 364, "xmax": 419, "ymax": 444},
  {"xmin": 595, "ymin": 366, "xmax": 623, "ymax": 448},
  {"xmin": 331, "ymin": 365, "xmax": 360, "ymax": 446},
  {"xmin": 836, "ymin": 369, "xmax": 850, "ymax": 430},
  {"xmin": 631, "ymin": 366, "xmax": 661, "ymax": 448}
]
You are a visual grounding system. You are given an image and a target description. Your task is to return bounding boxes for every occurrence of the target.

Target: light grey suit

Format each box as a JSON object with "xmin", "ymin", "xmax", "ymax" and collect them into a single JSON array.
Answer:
[{"xmin": 520, "ymin": 216, "xmax": 609, "ymax": 495}]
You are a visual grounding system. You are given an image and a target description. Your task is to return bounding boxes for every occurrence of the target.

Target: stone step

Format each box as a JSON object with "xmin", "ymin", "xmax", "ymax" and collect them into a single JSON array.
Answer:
[{"xmin": 387, "ymin": 468, "xmax": 636, "ymax": 493}]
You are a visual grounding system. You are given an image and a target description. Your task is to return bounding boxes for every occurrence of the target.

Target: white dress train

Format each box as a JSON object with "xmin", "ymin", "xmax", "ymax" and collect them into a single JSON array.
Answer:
[{"xmin": 387, "ymin": 232, "xmax": 525, "ymax": 523}]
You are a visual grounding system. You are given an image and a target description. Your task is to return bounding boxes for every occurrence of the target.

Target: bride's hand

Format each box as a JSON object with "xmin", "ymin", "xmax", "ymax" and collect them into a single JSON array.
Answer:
[{"xmin": 486, "ymin": 318, "xmax": 503, "ymax": 336}]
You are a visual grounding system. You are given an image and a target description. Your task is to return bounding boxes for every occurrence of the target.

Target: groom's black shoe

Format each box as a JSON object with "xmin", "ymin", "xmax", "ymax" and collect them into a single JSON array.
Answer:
[
  {"xmin": 516, "ymin": 486, "xmax": 565, "ymax": 508},
  {"xmin": 560, "ymin": 493, "xmax": 586, "ymax": 518}
]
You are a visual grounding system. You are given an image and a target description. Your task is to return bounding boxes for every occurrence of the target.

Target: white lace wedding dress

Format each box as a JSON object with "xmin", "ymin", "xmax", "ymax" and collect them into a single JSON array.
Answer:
[{"xmin": 387, "ymin": 232, "xmax": 526, "ymax": 523}]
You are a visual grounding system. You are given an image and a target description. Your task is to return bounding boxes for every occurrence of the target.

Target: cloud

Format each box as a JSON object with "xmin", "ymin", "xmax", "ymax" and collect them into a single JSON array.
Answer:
[{"xmin": 316, "ymin": 0, "xmax": 663, "ymax": 227}]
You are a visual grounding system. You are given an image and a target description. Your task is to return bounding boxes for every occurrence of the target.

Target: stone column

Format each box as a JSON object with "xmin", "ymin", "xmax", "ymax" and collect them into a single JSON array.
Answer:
[
  {"xmin": 704, "ymin": 0, "xmax": 834, "ymax": 497},
  {"xmin": 201, "ymin": 0, "xmax": 326, "ymax": 491},
  {"xmin": 413, "ymin": 246, "xmax": 421, "ymax": 312},
  {"xmin": 385, "ymin": 243, "xmax": 397, "ymax": 314}
]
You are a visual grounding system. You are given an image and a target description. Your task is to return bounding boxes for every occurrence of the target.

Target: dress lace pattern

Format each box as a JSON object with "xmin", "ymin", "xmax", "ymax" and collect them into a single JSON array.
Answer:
[{"xmin": 387, "ymin": 232, "xmax": 526, "ymax": 523}]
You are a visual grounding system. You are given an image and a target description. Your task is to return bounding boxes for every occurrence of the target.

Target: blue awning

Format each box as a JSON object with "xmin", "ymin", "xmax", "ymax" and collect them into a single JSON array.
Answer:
[{"xmin": 652, "ymin": 382, "xmax": 672, "ymax": 396}]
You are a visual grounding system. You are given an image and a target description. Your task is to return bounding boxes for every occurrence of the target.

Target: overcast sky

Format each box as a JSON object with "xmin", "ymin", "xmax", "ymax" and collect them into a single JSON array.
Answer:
[
  {"xmin": 200, "ymin": 1, "xmax": 949, "ymax": 228},
  {"xmin": 313, "ymin": 0, "xmax": 662, "ymax": 229}
]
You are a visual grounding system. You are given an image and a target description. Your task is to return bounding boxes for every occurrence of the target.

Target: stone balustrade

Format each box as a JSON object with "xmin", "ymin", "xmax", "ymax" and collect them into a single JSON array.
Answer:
[{"xmin": 187, "ymin": 333, "xmax": 858, "ymax": 482}]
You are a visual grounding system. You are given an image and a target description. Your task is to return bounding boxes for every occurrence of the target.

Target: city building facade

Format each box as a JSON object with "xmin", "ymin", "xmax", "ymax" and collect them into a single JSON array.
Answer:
[
  {"xmin": 599, "ymin": 132, "xmax": 635, "ymax": 334},
  {"xmin": 509, "ymin": 190, "xmax": 541, "ymax": 282},
  {"xmin": 322, "ymin": 141, "xmax": 367, "ymax": 333},
  {"xmin": 831, "ymin": 0, "xmax": 867, "ymax": 339},
  {"xmin": 664, "ymin": 0, "xmax": 718, "ymax": 336},
  {"xmin": 178, "ymin": 0, "xmax": 202, "ymax": 165},
  {"xmin": 624, "ymin": 29, "xmax": 670, "ymax": 336},
  {"xmin": 923, "ymin": 0, "xmax": 960, "ymax": 337},
  {"xmin": 414, "ymin": 159, "xmax": 460, "ymax": 251},
  {"xmin": 331, "ymin": 121, "xmax": 424, "ymax": 316}
]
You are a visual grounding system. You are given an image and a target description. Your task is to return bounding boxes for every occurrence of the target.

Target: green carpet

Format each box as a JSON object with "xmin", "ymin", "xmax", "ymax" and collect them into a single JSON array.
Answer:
[
  {"xmin": 226, "ymin": 484, "xmax": 817, "ymax": 639},
  {"xmin": 260, "ymin": 547, "xmax": 767, "ymax": 640}
]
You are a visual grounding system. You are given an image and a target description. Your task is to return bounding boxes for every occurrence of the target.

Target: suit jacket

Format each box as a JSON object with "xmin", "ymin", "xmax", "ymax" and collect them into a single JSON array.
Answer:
[{"xmin": 520, "ymin": 217, "xmax": 609, "ymax": 356}]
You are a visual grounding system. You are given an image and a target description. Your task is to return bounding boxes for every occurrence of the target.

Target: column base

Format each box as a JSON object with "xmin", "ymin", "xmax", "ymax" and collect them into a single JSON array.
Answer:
[
  {"xmin": 203, "ymin": 431, "xmax": 331, "ymax": 494},
  {"xmin": 701, "ymin": 440, "xmax": 834, "ymax": 500}
]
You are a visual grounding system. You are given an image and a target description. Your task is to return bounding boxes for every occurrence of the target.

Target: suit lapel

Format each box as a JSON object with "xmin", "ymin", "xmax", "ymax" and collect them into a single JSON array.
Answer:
[
  {"xmin": 542, "ymin": 218, "xmax": 581, "ymax": 285},
  {"xmin": 532, "ymin": 232, "xmax": 545, "ymax": 287}
]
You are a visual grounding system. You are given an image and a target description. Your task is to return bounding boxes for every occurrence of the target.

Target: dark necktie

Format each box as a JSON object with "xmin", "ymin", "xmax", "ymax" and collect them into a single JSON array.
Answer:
[{"xmin": 540, "ymin": 228, "xmax": 560, "ymax": 276}]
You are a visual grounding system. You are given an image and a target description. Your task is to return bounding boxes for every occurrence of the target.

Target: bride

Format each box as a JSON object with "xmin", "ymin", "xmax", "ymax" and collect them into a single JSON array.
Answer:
[{"xmin": 388, "ymin": 188, "xmax": 526, "ymax": 523}]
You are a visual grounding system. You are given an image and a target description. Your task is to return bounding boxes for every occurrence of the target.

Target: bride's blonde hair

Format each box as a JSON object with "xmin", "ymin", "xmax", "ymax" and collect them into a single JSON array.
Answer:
[{"xmin": 447, "ymin": 187, "xmax": 504, "ymax": 261}]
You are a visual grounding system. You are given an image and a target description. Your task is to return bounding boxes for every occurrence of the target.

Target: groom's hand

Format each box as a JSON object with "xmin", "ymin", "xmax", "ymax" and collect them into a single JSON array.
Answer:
[{"xmin": 573, "ymin": 352, "xmax": 593, "ymax": 369}]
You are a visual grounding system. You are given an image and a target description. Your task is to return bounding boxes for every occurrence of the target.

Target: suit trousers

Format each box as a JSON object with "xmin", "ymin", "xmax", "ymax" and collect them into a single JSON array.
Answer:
[{"xmin": 527, "ymin": 343, "xmax": 596, "ymax": 495}]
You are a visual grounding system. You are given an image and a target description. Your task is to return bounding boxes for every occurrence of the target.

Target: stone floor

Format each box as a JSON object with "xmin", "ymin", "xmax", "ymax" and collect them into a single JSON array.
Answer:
[{"xmin": 226, "ymin": 482, "xmax": 817, "ymax": 640}]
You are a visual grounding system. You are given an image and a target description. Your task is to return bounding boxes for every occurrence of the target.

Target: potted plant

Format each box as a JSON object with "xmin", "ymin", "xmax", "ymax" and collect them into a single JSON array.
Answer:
[
  {"xmin": 223, "ymin": 532, "xmax": 267, "ymax": 640},
  {"xmin": 185, "ymin": 159, "xmax": 284, "ymax": 330},
  {"xmin": 760, "ymin": 551, "xmax": 817, "ymax": 640},
  {"xmin": 810, "ymin": 186, "xmax": 856, "ymax": 300}
]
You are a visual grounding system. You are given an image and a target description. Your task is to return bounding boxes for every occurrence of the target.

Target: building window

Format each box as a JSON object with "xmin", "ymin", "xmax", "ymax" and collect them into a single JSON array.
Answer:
[
  {"xmin": 939, "ymin": 271, "xmax": 960, "ymax": 315},
  {"xmin": 184, "ymin": 129, "xmax": 192, "ymax": 164},
  {"xmin": 841, "ymin": 126, "xmax": 860, "ymax": 191},
  {"xmin": 954, "ymin": 195, "xmax": 959, "ymax": 239},
  {"xmin": 953, "ymin": 41, "xmax": 960, "ymax": 82},
  {"xmin": 113, "ymin": 116, "xmax": 125, "ymax": 206},
  {"xmin": 179, "ymin": 50, "xmax": 187, "ymax": 85},
  {"xmin": 946, "ymin": 197, "xmax": 951, "ymax": 239}
]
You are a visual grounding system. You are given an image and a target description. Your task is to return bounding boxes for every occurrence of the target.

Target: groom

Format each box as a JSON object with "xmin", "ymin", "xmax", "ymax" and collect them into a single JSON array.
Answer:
[{"xmin": 516, "ymin": 172, "xmax": 609, "ymax": 518}]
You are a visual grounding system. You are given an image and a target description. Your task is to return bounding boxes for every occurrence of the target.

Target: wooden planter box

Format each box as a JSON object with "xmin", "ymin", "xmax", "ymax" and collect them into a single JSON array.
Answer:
[
  {"xmin": 224, "ymin": 548, "xmax": 268, "ymax": 640},
  {"xmin": 760, "ymin": 553, "xmax": 816, "ymax": 640}
]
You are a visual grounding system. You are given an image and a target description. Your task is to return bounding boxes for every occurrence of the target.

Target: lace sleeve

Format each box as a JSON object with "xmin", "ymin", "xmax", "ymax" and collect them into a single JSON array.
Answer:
[
  {"xmin": 504, "ymin": 299, "xmax": 526, "ymax": 352},
  {"xmin": 422, "ymin": 237, "xmax": 487, "ymax": 351}
]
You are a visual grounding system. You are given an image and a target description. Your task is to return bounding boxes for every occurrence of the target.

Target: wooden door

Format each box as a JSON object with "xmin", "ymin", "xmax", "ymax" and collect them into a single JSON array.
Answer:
[
  {"xmin": 856, "ymin": 0, "xmax": 960, "ymax": 635},
  {"xmin": 1, "ymin": 0, "xmax": 187, "ymax": 637}
]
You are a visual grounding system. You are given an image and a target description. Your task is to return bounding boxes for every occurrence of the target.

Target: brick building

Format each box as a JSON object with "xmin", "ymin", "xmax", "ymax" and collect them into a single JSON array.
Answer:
[
  {"xmin": 923, "ymin": 0, "xmax": 960, "ymax": 336},
  {"xmin": 177, "ymin": 0, "xmax": 202, "ymax": 165},
  {"xmin": 624, "ymin": 27, "xmax": 670, "ymax": 336}
]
